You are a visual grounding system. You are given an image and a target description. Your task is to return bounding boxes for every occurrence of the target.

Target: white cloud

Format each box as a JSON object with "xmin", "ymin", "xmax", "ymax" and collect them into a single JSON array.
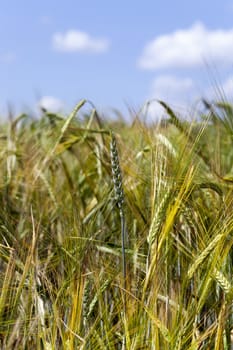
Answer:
[
  {"xmin": 0, "ymin": 52, "xmax": 15, "ymax": 63},
  {"xmin": 52, "ymin": 30, "xmax": 109, "ymax": 53},
  {"xmin": 151, "ymin": 75, "xmax": 195, "ymax": 99},
  {"xmin": 138, "ymin": 22, "xmax": 233, "ymax": 70},
  {"xmin": 145, "ymin": 75, "xmax": 199, "ymax": 119},
  {"xmin": 38, "ymin": 96, "xmax": 64, "ymax": 113}
]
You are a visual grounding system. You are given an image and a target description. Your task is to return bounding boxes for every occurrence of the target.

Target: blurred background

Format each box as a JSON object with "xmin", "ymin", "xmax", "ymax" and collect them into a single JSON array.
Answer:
[{"xmin": 1, "ymin": 0, "xmax": 233, "ymax": 119}]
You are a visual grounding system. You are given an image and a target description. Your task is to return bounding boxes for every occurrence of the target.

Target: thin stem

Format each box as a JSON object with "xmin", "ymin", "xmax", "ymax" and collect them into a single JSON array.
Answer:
[
  {"xmin": 120, "ymin": 209, "xmax": 127, "ymax": 295},
  {"xmin": 120, "ymin": 208, "xmax": 127, "ymax": 350}
]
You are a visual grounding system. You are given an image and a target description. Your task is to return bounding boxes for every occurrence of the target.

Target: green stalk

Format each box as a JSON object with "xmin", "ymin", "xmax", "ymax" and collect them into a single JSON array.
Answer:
[{"xmin": 110, "ymin": 131, "xmax": 127, "ymax": 348}]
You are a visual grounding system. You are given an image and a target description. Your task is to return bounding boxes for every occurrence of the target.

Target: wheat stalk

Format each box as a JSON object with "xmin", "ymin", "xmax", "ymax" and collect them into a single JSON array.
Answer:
[
  {"xmin": 110, "ymin": 131, "xmax": 127, "ymax": 281},
  {"xmin": 110, "ymin": 131, "xmax": 127, "ymax": 349},
  {"xmin": 187, "ymin": 233, "xmax": 224, "ymax": 279}
]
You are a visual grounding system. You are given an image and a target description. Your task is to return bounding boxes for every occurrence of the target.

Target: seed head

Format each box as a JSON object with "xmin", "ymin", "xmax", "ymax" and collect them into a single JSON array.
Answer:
[{"xmin": 110, "ymin": 132, "xmax": 124, "ymax": 209}]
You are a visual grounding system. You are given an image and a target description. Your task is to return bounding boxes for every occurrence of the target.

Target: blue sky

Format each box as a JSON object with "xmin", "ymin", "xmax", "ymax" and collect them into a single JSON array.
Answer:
[{"xmin": 1, "ymin": 0, "xmax": 233, "ymax": 119}]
